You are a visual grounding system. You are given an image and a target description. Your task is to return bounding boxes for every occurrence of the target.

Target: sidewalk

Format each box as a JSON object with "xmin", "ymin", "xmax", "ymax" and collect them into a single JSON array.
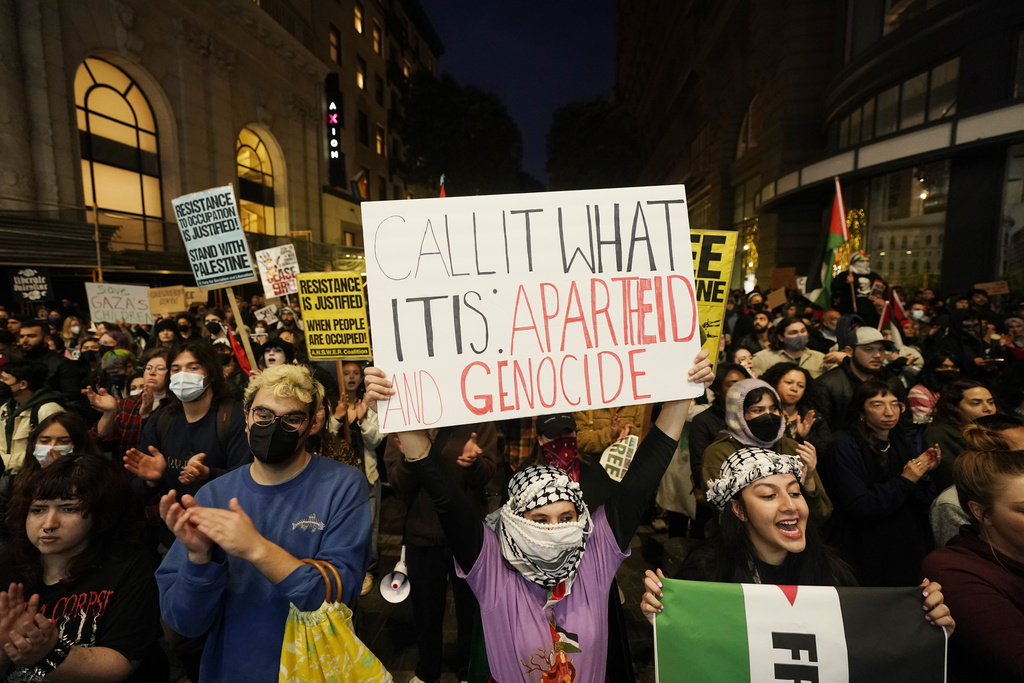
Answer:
[{"xmin": 355, "ymin": 489, "xmax": 688, "ymax": 683}]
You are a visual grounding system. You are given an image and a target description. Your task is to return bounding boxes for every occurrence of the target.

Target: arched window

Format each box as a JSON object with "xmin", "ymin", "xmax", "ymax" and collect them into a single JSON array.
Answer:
[
  {"xmin": 236, "ymin": 127, "xmax": 275, "ymax": 235},
  {"xmin": 75, "ymin": 57, "xmax": 163, "ymax": 250}
]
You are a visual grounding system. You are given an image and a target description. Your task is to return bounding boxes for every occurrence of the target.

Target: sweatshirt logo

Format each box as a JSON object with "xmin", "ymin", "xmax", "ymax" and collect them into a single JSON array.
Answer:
[{"xmin": 292, "ymin": 514, "xmax": 325, "ymax": 532}]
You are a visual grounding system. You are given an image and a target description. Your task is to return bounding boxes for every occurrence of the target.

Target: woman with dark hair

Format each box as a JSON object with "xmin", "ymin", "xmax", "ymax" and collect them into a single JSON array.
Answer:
[
  {"xmin": 25, "ymin": 413, "xmax": 101, "ymax": 469},
  {"xmin": 921, "ymin": 446, "xmax": 1024, "ymax": 681},
  {"xmin": 822, "ymin": 380, "xmax": 942, "ymax": 585},
  {"xmin": 924, "ymin": 379, "xmax": 997, "ymax": 490},
  {"xmin": 0, "ymin": 455, "xmax": 165, "ymax": 681},
  {"xmin": 150, "ymin": 318, "xmax": 181, "ymax": 349},
  {"xmin": 908, "ymin": 352, "xmax": 961, "ymax": 424},
  {"xmin": 700, "ymin": 378, "xmax": 832, "ymax": 520},
  {"xmin": 760, "ymin": 361, "xmax": 831, "ymax": 454},
  {"xmin": 641, "ymin": 448, "xmax": 954, "ymax": 635},
  {"xmin": 751, "ymin": 317, "xmax": 832, "ymax": 378},
  {"xmin": 725, "ymin": 346, "xmax": 755, "ymax": 375},
  {"xmin": 86, "ymin": 347, "xmax": 177, "ymax": 458},
  {"xmin": 123, "ymin": 341, "xmax": 250, "ymax": 511}
]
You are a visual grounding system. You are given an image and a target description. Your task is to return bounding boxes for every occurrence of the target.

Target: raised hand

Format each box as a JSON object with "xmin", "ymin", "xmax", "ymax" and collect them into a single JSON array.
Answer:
[
  {"xmin": 83, "ymin": 385, "xmax": 118, "ymax": 413},
  {"xmin": 641, "ymin": 568, "xmax": 667, "ymax": 625},
  {"xmin": 159, "ymin": 490, "xmax": 212, "ymax": 563},
  {"xmin": 139, "ymin": 385, "xmax": 156, "ymax": 419},
  {"xmin": 794, "ymin": 442, "xmax": 818, "ymax": 488},
  {"xmin": 794, "ymin": 409, "xmax": 816, "ymax": 439},
  {"xmin": 179, "ymin": 453, "xmax": 209, "ymax": 486},
  {"xmin": 189, "ymin": 498, "xmax": 266, "ymax": 562},
  {"xmin": 123, "ymin": 445, "xmax": 168, "ymax": 483},
  {"xmin": 363, "ymin": 367, "xmax": 392, "ymax": 403},
  {"xmin": 458, "ymin": 432, "xmax": 482, "ymax": 468},
  {"xmin": 4, "ymin": 598, "xmax": 57, "ymax": 667}
]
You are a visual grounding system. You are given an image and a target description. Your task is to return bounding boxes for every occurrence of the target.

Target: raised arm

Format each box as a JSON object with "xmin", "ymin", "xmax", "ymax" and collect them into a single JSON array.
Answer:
[
  {"xmin": 605, "ymin": 349, "xmax": 713, "ymax": 550},
  {"xmin": 364, "ymin": 368, "xmax": 484, "ymax": 572}
]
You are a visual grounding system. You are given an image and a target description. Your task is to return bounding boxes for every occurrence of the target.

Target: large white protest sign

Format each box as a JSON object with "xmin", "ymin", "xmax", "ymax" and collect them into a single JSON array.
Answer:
[
  {"xmin": 85, "ymin": 282, "xmax": 151, "ymax": 325},
  {"xmin": 172, "ymin": 185, "xmax": 257, "ymax": 290},
  {"xmin": 361, "ymin": 185, "xmax": 703, "ymax": 432},
  {"xmin": 256, "ymin": 244, "xmax": 300, "ymax": 299}
]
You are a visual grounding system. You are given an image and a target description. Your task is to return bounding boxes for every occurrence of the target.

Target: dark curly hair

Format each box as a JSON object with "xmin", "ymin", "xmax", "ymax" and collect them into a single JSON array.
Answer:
[
  {"xmin": 760, "ymin": 362, "xmax": 819, "ymax": 414},
  {"xmin": 3, "ymin": 454, "xmax": 141, "ymax": 593},
  {"xmin": 933, "ymin": 379, "xmax": 995, "ymax": 428}
]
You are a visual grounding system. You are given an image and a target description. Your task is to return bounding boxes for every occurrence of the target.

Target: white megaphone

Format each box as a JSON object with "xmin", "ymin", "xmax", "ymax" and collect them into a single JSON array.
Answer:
[{"xmin": 379, "ymin": 545, "xmax": 410, "ymax": 603}]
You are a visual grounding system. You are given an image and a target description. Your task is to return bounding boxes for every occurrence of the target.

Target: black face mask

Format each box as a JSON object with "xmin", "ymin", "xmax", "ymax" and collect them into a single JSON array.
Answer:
[
  {"xmin": 218, "ymin": 352, "xmax": 233, "ymax": 366},
  {"xmin": 248, "ymin": 421, "xmax": 305, "ymax": 465},
  {"xmin": 80, "ymin": 350, "xmax": 101, "ymax": 365},
  {"xmin": 748, "ymin": 413, "xmax": 783, "ymax": 442},
  {"xmin": 206, "ymin": 321, "xmax": 222, "ymax": 335},
  {"xmin": 178, "ymin": 325, "xmax": 191, "ymax": 334},
  {"xmin": 935, "ymin": 369, "xmax": 960, "ymax": 383}
]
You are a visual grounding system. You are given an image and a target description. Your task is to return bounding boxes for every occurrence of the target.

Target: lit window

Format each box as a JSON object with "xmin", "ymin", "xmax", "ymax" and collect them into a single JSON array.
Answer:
[
  {"xmin": 375, "ymin": 124, "xmax": 386, "ymax": 156},
  {"xmin": 372, "ymin": 22, "xmax": 382, "ymax": 55},
  {"xmin": 356, "ymin": 56, "xmax": 366, "ymax": 89},
  {"xmin": 354, "ymin": 1, "xmax": 364, "ymax": 34},
  {"xmin": 329, "ymin": 25, "xmax": 341, "ymax": 65},
  {"xmin": 75, "ymin": 57, "xmax": 163, "ymax": 251},
  {"xmin": 403, "ymin": 58, "xmax": 411, "ymax": 78},
  {"xmin": 236, "ymin": 126, "xmax": 275, "ymax": 235}
]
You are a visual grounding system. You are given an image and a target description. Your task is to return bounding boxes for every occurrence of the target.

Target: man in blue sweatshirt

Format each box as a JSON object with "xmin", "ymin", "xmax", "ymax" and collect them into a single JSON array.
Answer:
[{"xmin": 156, "ymin": 363, "xmax": 370, "ymax": 682}]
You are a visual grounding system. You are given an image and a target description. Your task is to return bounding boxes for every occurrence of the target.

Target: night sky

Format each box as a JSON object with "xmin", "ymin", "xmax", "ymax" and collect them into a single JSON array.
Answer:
[{"xmin": 420, "ymin": 0, "xmax": 618, "ymax": 185}]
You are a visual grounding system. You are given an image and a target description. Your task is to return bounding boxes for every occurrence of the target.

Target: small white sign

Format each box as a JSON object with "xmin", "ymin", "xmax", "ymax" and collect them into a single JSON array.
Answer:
[{"xmin": 85, "ymin": 283, "xmax": 152, "ymax": 325}]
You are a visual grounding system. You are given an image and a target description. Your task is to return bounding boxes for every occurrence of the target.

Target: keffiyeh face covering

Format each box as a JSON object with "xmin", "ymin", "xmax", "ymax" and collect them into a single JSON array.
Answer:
[
  {"xmin": 496, "ymin": 465, "xmax": 593, "ymax": 598},
  {"xmin": 705, "ymin": 447, "xmax": 804, "ymax": 510}
]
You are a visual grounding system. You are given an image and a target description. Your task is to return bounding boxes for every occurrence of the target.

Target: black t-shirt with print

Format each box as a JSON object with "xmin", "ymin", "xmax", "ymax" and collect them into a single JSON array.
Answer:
[{"xmin": 2, "ymin": 548, "xmax": 165, "ymax": 682}]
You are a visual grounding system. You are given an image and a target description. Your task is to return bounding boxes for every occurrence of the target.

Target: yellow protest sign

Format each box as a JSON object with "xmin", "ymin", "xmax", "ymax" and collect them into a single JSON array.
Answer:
[
  {"xmin": 297, "ymin": 272, "xmax": 371, "ymax": 360},
  {"xmin": 691, "ymin": 230, "xmax": 737, "ymax": 365}
]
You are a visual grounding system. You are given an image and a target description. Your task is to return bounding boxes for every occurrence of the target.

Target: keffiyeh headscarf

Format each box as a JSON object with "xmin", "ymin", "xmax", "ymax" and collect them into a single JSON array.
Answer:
[
  {"xmin": 705, "ymin": 447, "xmax": 804, "ymax": 510},
  {"xmin": 494, "ymin": 465, "xmax": 593, "ymax": 599}
]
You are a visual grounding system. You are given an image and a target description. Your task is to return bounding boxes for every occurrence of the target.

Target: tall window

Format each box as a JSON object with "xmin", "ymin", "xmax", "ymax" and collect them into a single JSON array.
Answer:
[
  {"xmin": 75, "ymin": 57, "xmax": 163, "ymax": 251},
  {"xmin": 236, "ymin": 127, "xmax": 275, "ymax": 235},
  {"xmin": 358, "ymin": 112, "xmax": 370, "ymax": 146},
  {"xmin": 354, "ymin": 1, "xmax": 364, "ymax": 34},
  {"xmin": 372, "ymin": 22, "xmax": 382, "ymax": 55},
  {"xmin": 375, "ymin": 124, "xmax": 386, "ymax": 156},
  {"xmin": 356, "ymin": 56, "xmax": 366, "ymax": 90},
  {"xmin": 329, "ymin": 25, "xmax": 341, "ymax": 65}
]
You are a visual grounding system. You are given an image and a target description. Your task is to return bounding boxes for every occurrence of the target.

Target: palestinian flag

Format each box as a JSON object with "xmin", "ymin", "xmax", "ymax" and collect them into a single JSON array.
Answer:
[
  {"xmin": 810, "ymin": 177, "xmax": 848, "ymax": 309},
  {"xmin": 654, "ymin": 580, "xmax": 947, "ymax": 682}
]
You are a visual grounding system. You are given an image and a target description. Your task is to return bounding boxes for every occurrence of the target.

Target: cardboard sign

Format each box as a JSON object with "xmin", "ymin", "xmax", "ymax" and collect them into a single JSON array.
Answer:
[
  {"xmin": 171, "ymin": 185, "xmax": 257, "ymax": 290},
  {"xmin": 184, "ymin": 286, "xmax": 205, "ymax": 306},
  {"xmin": 766, "ymin": 287, "xmax": 788, "ymax": 310},
  {"xmin": 362, "ymin": 185, "xmax": 704, "ymax": 432},
  {"xmin": 149, "ymin": 285, "xmax": 186, "ymax": 316},
  {"xmin": 975, "ymin": 280, "xmax": 1010, "ymax": 295},
  {"xmin": 9, "ymin": 267, "xmax": 52, "ymax": 302},
  {"xmin": 770, "ymin": 266, "xmax": 797, "ymax": 290},
  {"xmin": 85, "ymin": 283, "xmax": 151, "ymax": 325},
  {"xmin": 254, "ymin": 304, "xmax": 279, "ymax": 324},
  {"xmin": 691, "ymin": 230, "xmax": 737, "ymax": 365},
  {"xmin": 297, "ymin": 272, "xmax": 370, "ymax": 360},
  {"xmin": 256, "ymin": 244, "xmax": 300, "ymax": 299}
]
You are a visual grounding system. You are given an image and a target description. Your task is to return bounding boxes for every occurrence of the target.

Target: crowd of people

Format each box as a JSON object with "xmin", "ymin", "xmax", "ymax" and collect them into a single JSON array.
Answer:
[{"xmin": 0, "ymin": 258, "xmax": 1020, "ymax": 682}]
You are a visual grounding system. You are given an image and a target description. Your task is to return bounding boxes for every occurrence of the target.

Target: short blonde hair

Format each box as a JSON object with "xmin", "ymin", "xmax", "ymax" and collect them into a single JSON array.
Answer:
[{"xmin": 244, "ymin": 363, "xmax": 323, "ymax": 417}]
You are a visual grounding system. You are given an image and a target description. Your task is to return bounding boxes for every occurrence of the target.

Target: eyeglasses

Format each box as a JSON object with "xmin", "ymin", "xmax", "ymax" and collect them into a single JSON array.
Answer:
[
  {"xmin": 867, "ymin": 401, "xmax": 905, "ymax": 412},
  {"xmin": 145, "ymin": 365, "xmax": 167, "ymax": 372},
  {"xmin": 250, "ymin": 406, "xmax": 308, "ymax": 431}
]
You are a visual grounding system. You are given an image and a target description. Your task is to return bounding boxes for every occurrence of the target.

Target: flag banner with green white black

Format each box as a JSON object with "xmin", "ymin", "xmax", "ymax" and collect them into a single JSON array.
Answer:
[{"xmin": 654, "ymin": 579, "xmax": 947, "ymax": 682}]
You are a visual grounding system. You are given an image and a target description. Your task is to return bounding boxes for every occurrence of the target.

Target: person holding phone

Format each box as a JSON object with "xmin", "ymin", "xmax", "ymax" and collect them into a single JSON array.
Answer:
[{"xmin": 820, "ymin": 380, "xmax": 941, "ymax": 586}]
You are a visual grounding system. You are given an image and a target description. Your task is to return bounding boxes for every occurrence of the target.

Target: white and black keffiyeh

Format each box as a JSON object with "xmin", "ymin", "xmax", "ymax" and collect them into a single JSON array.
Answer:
[
  {"xmin": 705, "ymin": 447, "xmax": 804, "ymax": 510},
  {"xmin": 494, "ymin": 465, "xmax": 593, "ymax": 592}
]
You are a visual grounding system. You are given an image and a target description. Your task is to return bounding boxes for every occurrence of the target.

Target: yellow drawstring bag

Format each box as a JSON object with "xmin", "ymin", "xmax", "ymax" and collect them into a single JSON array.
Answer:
[{"xmin": 279, "ymin": 559, "xmax": 393, "ymax": 683}]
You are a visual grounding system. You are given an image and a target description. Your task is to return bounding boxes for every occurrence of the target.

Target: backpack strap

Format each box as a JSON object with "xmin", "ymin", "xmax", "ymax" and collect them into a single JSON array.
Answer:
[
  {"xmin": 155, "ymin": 405, "xmax": 175, "ymax": 446},
  {"xmin": 216, "ymin": 398, "xmax": 233, "ymax": 452}
]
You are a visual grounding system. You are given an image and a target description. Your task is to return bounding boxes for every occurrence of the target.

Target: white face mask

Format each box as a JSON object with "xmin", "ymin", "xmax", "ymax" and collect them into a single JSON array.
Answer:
[
  {"xmin": 850, "ymin": 260, "xmax": 870, "ymax": 275},
  {"xmin": 34, "ymin": 443, "xmax": 74, "ymax": 462},
  {"xmin": 129, "ymin": 388, "xmax": 142, "ymax": 396},
  {"xmin": 169, "ymin": 371, "xmax": 206, "ymax": 402},
  {"xmin": 70, "ymin": 325, "xmax": 81, "ymax": 335}
]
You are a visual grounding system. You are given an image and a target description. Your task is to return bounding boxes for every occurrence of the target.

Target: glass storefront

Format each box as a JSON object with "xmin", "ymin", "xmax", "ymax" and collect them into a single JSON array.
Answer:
[{"xmin": 843, "ymin": 159, "xmax": 949, "ymax": 292}]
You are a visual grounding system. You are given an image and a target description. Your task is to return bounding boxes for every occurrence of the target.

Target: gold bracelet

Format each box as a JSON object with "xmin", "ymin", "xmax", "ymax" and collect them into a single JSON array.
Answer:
[{"xmin": 405, "ymin": 439, "xmax": 432, "ymax": 462}]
